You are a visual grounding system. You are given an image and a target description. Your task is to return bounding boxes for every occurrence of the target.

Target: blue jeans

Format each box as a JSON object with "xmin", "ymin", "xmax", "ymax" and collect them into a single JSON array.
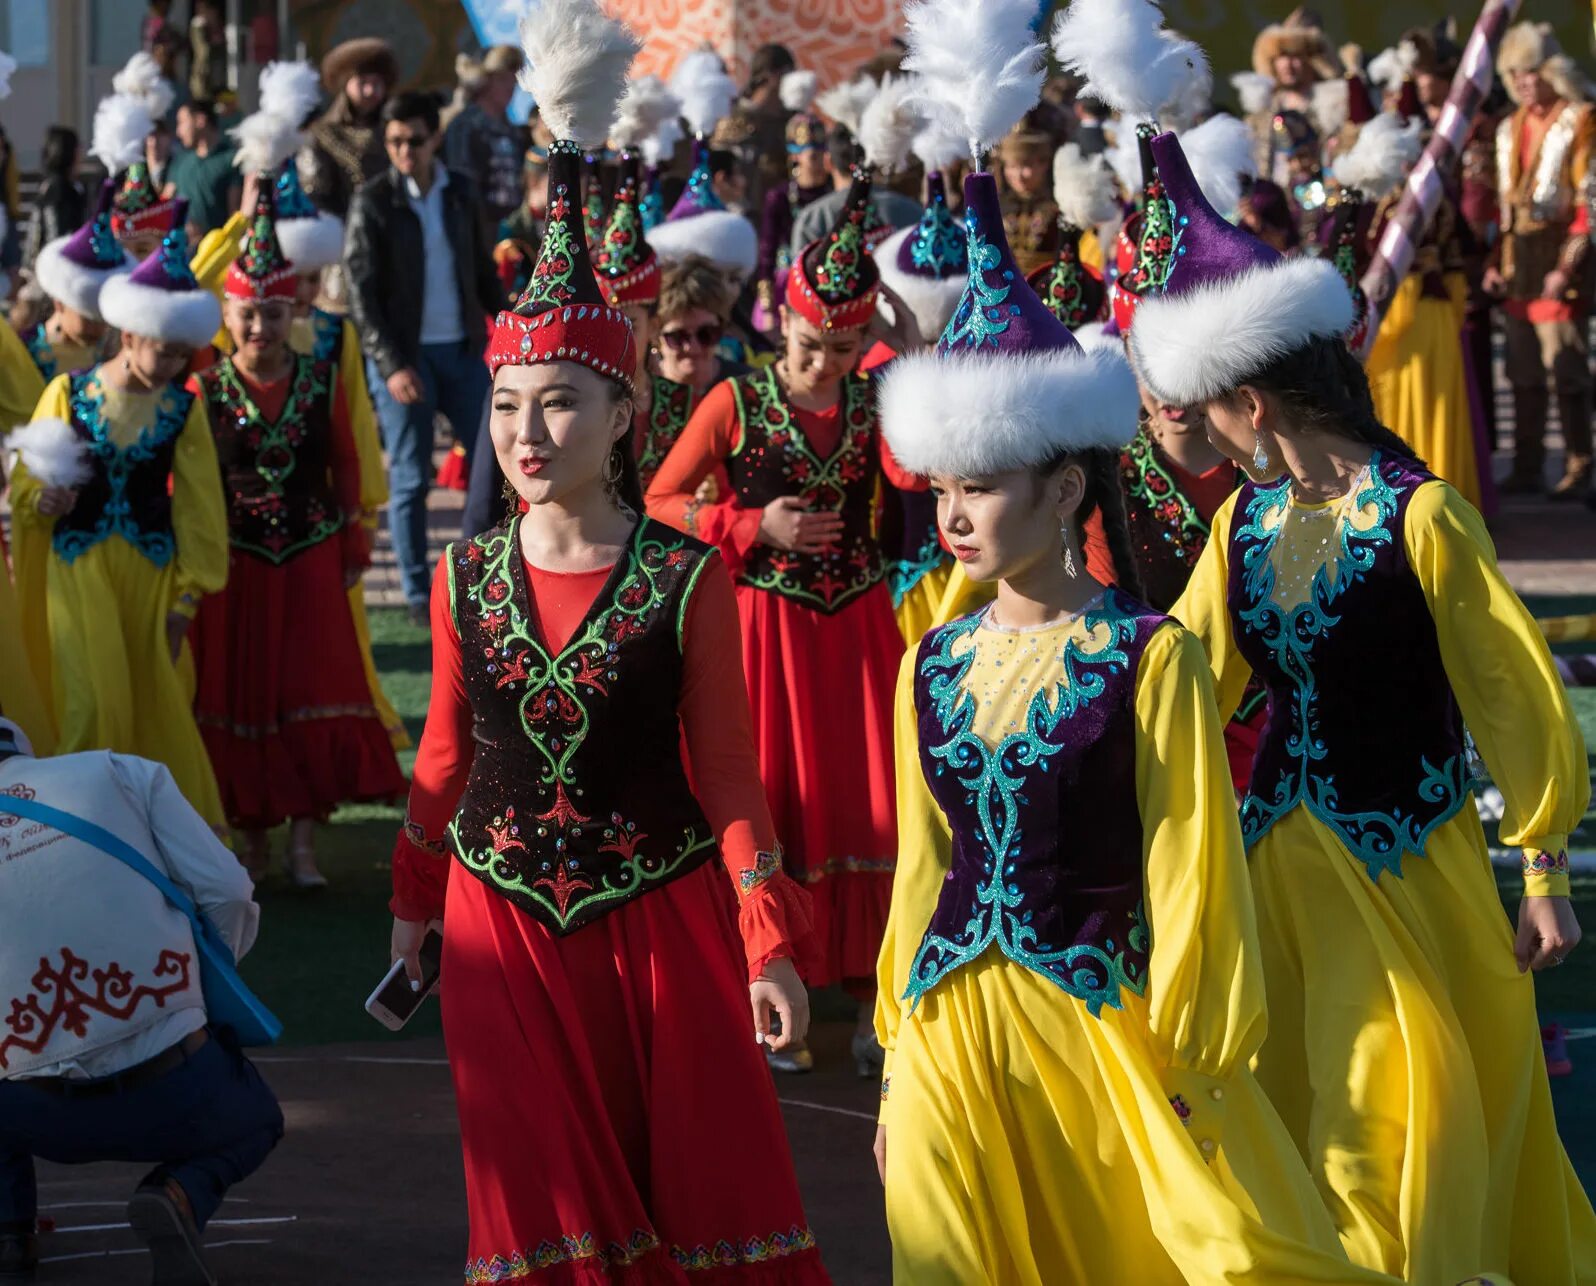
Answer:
[
  {"xmin": 367, "ymin": 339, "xmax": 491, "ymax": 607},
  {"xmin": 0, "ymin": 1029, "xmax": 283, "ymax": 1229}
]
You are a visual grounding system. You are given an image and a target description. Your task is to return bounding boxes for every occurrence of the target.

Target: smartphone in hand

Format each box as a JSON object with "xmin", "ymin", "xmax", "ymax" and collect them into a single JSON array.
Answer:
[{"xmin": 365, "ymin": 929, "xmax": 443, "ymax": 1031}]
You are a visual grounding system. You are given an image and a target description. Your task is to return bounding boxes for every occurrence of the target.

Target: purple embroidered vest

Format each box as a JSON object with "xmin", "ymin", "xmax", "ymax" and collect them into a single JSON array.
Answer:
[
  {"xmin": 448, "ymin": 517, "xmax": 718, "ymax": 934},
  {"xmin": 724, "ymin": 366, "xmax": 884, "ymax": 614},
  {"xmin": 905, "ymin": 591, "xmax": 1168, "ymax": 1014},
  {"xmin": 197, "ymin": 355, "xmax": 345, "ymax": 564},
  {"xmin": 884, "ymin": 486, "xmax": 948, "ymax": 607},
  {"xmin": 1228, "ymin": 452, "xmax": 1471, "ymax": 879}
]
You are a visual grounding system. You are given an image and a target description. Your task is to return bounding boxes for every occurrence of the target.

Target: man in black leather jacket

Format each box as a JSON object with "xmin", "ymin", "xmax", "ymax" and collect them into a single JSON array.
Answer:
[{"xmin": 345, "ymin": 91, "xmax": 508, "ymax": 622}]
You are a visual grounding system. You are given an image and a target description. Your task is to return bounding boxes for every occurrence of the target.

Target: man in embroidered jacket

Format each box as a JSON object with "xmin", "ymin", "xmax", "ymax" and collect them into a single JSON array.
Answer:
[
  {"xmin": 1489, "ymin": 23, "xmax": 1595, "ymax": 501},
  {"xmin": 0, "ymin": 721, "xmax": 282, "ymax": 1281}
]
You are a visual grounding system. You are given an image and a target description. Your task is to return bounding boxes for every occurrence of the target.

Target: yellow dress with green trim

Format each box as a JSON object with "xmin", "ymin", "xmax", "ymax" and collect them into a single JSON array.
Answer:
[
  {"xmin": 875, "ymin": 600, "xmax": 1393, "ymax": 1286},
  {"xmin": 1173, "ymin": 470, "xmax": 1595, "ymax": 1284},
  {"xmin": 12, "ymin": 371, "xmax": 228, "ymax": 826}
]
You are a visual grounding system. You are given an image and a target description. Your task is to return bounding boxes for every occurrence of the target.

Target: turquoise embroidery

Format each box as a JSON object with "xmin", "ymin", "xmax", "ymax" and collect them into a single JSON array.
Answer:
[
  {"xmin": 889, "ymin": 527, "xmax": 949, "ymax": 606},
  {"xmin": 908, "ymin": 191, "xmax": 966, "ymax": 278},
  {"xmin": 310, "ymin": 308, "xmax": 343, "ymax": 365},
  {"xmin": 1234, "ymin": 451, "xmax": 1469, "ymax": 878},
  {"xmin": 158, "ymin": 224, "xmax": 198, "ymax": 289},
  {"xmin": 904, "ymin": 598, "xmax": 1150, "ymax": 1014},
  {"xmin": 938, "ymin": 204, "xmax": 1020, "ymax": 351},
  {"xmin": 23, "ymin": 325, "xmax": 55, "ymax": 381}
]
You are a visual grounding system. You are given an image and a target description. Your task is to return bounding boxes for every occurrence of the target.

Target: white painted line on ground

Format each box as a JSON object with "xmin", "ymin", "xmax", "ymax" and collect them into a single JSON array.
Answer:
[
  {"xmin": 41, "ymin": 1239, "xmax": 270, "ymax": 1264},
  {"xmin": 43, "ymin": 1198, "xmax": 251, "ymax": 1210},
  {"xmin": 53, "ymin": 1216, "xmax": 296, "ymax": 1235},
  {"xmin": 777, "ymin": 1098, "xmax": 877, "ymax": 1123}
]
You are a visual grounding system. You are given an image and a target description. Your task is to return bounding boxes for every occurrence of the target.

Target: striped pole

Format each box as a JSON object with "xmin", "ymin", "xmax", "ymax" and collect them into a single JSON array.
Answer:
[
  {"xmin": 1539, "ymin": 612, "xmax": 1596, "ymax": 644},
  {"xmin": 1354, "ymin": 0, "xmax": 1522, "ymax": 359}
]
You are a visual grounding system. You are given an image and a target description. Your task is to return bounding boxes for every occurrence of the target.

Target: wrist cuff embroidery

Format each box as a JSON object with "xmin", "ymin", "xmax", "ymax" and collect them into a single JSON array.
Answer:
[
  {"xmin": 739, "ymin": 845, "xmax": 784, "ymax": 896},
  {"xmin": 1169, "ymin": 1094, "xmax": 1192, "ymax": 1127},
  {"xmin": 1523, "ymin": 849, "xmax": 1570, "ymax": 879},
  {"xmin": 403, "ymin": 814, "xmax": 450, "ymax": 857}
]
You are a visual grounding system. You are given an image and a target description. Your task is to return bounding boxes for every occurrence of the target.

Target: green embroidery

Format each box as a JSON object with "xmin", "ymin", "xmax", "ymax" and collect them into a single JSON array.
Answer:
[
  {"xmin": 1120, "ymin": 425, "xmax": 1210, "ymax": 570},
  {"xmin": 517, "ymin": 143, "xmax": 583, "ymax": 312},
  {"xmin": 638, "ymin": 375, "xmax": 696, "ymax": 491}
]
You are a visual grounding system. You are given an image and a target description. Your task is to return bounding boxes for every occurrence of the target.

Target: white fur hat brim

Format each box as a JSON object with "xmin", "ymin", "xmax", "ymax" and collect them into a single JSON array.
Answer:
[
  {"xmin": 1128, "ymin": 257, "xmax": 1353, "ymax": 407},
  {"xmin": 99, "ymin": 276, "xmax": 223, "ymax": 348},
  {"xmin": 34, "ymin": 235, "xmax": 133, "ymax": 320},
  {"xmin": 880, "ymin": 343, "xmax": 1141, "ymax": 478},
  {"xmin": 645, "ymin": 210, "xmax": 757, "ymax": 279},
  {"xmin": 276, "ymin": 213, "xmax": 346, "ymax": 271},
  {"xmin": 875, "ymin": 224, "xmax": 967, "ymax": 346}
]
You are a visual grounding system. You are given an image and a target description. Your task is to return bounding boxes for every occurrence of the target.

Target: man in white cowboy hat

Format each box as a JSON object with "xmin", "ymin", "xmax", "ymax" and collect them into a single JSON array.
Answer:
[{"xmin": 1487, "ymin": 22, "xmax": 1595, "ymax": 502}]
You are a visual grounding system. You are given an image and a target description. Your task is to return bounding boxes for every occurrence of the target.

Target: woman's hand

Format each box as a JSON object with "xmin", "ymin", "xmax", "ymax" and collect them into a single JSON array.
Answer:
[
  {"xmin": 165, "ymin": 612, "xmax": 190, "ymax": 664},
  {"xmin": 391, "ymin": 917, "xmax": 437, "ymax": 989},
  {"xmin": 873, "ymin": 1124, "xmax": 887, "ymax": 1185},
  {"xmin": 1516, "ymin": 896, "xmax": 1582, "ymax": 972},
  {"xmin": 758, "ymin": 495, "xmax": 843, "ymax": 553},
  {"xmin": 870, "ymin": 279, "xmax": 926, "ymax": 354},
  {"xmin": 36, "ymin": 485, "xmax": 78, "ymax": 517},
  {"xmin": 750, "ymin": 955, "xmax": 810, "ymax": 1052},
  {"xmin": 693, "ymin": 473, "xmax": 720, "ymax": 505}
]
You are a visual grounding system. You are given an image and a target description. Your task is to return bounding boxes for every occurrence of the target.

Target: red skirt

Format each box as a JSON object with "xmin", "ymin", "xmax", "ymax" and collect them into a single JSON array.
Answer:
[
  {"xmin": 441, "ymin": 861, "xmax": 830, "ymax": 1285},
  {"xmin": 735, "ymin": 582, "xmax": 899, "ymax": 991},
  {"xmin": 192, "ymin": 538, "xmax": 407, "ymax": 829}
]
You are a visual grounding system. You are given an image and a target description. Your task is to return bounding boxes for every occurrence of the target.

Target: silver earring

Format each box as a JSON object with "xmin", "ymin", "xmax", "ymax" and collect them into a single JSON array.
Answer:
[
  {"xmin": 1252, "ymin": 430, "xmax": 1269, "ymax": 473},
  {"xmin": 602, "ymin": 448, "xmax": 622, "ymax": 502},
  {"xmin": 1061, "ymin": 522, "xmax": 1078, "ymax": 578}
]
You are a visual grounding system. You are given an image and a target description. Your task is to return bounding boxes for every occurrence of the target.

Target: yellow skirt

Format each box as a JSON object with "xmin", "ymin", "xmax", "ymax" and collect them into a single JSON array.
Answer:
[
  {"xmin": 0, "ymin": 563, "xmax": 54, "ymax": 754},
  {"xmin": 893, "ymin": 558, "xmax": 956, "ymax": 648},
  {"xmin": 1366, "ymin": 276, "xmax": 1481, "ymax": 511},
  {"xmin": 37, "ymin": 536, "xmax": 225, "ymax": 828},
  {"xmin": 1250, "ymin": 805, "xmax": 1596, "ymax": 1283},
  {"xmin": 884, "ymin": 952, "xmax": 1392, "ymax": 1285}
]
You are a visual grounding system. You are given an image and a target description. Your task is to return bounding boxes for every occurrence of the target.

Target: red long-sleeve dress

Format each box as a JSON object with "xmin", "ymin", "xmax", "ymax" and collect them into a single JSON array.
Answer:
[
  {"xmin": 189, "ymin": 356, "xmax": 406, "ymax": 828},
  {"xmin": 390, "ymin": 519, "xmax": 829, "ymax": 1286},
  {"xmin": 645, "ymin": 369, "xmax": 917, "ymax": 991}
]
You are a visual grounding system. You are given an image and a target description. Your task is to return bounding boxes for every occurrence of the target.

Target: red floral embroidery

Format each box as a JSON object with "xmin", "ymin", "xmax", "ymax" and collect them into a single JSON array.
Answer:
[
  {"xmin": 485, "ymin": 808, "xmax": 526, "ymax": 857},
  {"xmin": 598, "ymin": 814, "xmax": 648, "ymax": 860},
  {"xmin": 537, "ymin": 784, "xmax": 589, "ymax": 829},
  {"xmin": 534, "ymin": 863, "xmax": 593, "ymax": 918}
]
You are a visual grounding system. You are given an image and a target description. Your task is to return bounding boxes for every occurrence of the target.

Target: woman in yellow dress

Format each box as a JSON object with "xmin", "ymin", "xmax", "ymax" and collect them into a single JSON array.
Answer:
[
  {"xmin": 1131, "ymin": 126, "xmax": 1594, "ymax": 1283},
  {"xmin": 10, "ymin": 202, "xmax": 228, "ymax": 827}
]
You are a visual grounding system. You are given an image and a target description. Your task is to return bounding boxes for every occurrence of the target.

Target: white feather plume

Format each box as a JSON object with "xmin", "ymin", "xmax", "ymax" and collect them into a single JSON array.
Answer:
[
  {"xmin": 668, "ymin": 48, "xmax": 738, "ymax": 138},
  {"xmin": 1163, "ymin": 51, "xmax": 1213, "ymax": 130},
  {"xmin": 611, "ymin": 74, "xmax": 680, "ymax": 150},
  {"xmin": 1231, "ymin": 70, "xmax": 1275, "ymax": 115},
  {"xmin": 516, "ymin": 0, "xmax": 642, "ymax": 148},
  {"xmin": 901, "ymin": 0, "xmax": 1046, "ymax": 162},
  {"xmin": 913, "ymin": 118, "xmax": 966, "ymax": 173},
  {"xmin": 859, "ymin": 73, "xmax": 923, "ymax": 174},
  {"xmin": 641, "ymin": 114, "xmax": 684, "ymax": 168},
  {"xmin": 231, "ymin": 109, "xmax": 304, "ymax": 177},
  {"xmin": 816, "ymin": 75, "xmax": 877, "ymax": 135},
  {"xmin": 780, "ymin": 70, "xmax": 818, "ymax": 113},
  {"xmin": 1181, "ymin": 113, "xmax": 1257, "ymax": 220},
  {"xmin": 91, "ymin": 94, "xmax": 154, "ymax": 174},
  {"xmin": 1053, "ymin": 143, "xmax": 1118, "ymax": 228},
  {"xmin": 258, "ymin": 61, "xmax": 323, "ymax": 127},
  {"xmin": 1105, "ymin": 119, "xmax": 1149, "ymax": 197},
  {"xmin": 0, "ymin": 51, "xmax": 17, "ymax": 102},
  {"xmin": 1367, "ymin": 40, "xmax": 1418, "ymax": 90},
  {"xmin": 1051, "ymin": 0, "xmax": 1208, "ymax": 126},
  {"xmin": 1331, "ymin": 111, "xmax": 1423, "ymax": 200},
  {"xmin": 1310, "ymin": 77, "xmax": 1350, "ymax": 137},
  {"xmin": 6, "ymin": 418, "xmax": 92, "ymax": 489},
  {"xmin": 112, "ymin": 51, "xmax": 175, "ymax": 120}
]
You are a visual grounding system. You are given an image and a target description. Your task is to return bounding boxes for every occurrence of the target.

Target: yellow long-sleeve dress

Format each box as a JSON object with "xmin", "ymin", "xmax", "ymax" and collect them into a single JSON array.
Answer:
[
  {"xmin": 1173, "ymin": 452, "xmax": 1594, "ymax": 1284},
  {"xmin": 12, "ymin": 370, "xmax": 229, "ymax": 825},
  {"xmin": 875, "ymin": 591, "xmax": 1393, "ymax": 1286}
]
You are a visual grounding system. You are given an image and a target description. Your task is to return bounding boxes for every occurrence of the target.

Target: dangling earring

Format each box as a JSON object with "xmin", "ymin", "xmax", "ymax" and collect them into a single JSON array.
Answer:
[
  {"xmin": 602, "ymin": 447, "xmax": 622, "ymax": 503},
  {"xmin": 1252, "ymin": 429, "xmax": 1270, "ymax": 474},
  {"xmin": 1061, "ymin": 520, "xmax": 1078, "ymax": 578}
]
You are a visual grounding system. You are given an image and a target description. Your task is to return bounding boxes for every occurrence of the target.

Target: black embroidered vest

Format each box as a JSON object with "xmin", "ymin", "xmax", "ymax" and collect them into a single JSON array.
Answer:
[
  {"xmin": 724, "ymin": 366, "xmax": 883, "ymax": 614},
  {"xmin": 196, "ymin": 355, "xmax": 344, "ymax": 564},
  {"xmin": 637, "ymin": 374, "xmax": 699, "ymax": 494},
  {"xmin": 1119, "ymin": 426, "xmax": 1241, "ymax": 613},
  {"xmin": 53, "ymin": 372, "xmax": 192, "ymax": 568},
  {"xmin": 447, "ymin": 516, "xmax": 719, "ymax": 934}
]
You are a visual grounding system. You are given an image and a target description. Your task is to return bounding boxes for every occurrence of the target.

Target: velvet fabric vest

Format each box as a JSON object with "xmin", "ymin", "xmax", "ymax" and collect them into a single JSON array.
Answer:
[
  {"xmin": 724, "ymin": 366, "xmax": 883, "ymax": 614},
  {"xmin": 1229, "ymin": 452, "xmax": 1470, "ymax": 879},
  {"xmin": 447, "ymin": 516, "xmax": 718, "ymax": 934},
  {"xmin": 885, "ymin": 487, "xmax": 948, "ymax": 608},
  {"xmin": 197, "ymin": 354, "xmax": 344, "ymax": 564},
  {"xmin": 53, "ymin": 372, "xmax": 192, "ymax": 568},
  {"xmin": 1120, "ymin": 425, "xmax": 1239, "ymax": 613},
  {"xmin": 905, "ymin": 591, "xmax": 1167, "ymax": 1015},
  {"xmin": 637, "ymin": 374, "xmax": 699, "ymax": 494}
]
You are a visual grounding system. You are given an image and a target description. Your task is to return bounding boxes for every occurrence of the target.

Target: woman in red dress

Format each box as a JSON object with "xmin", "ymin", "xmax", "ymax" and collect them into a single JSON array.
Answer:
[
  {"xmin": 645, "ymin": 170, "xmax": 922, "ymax": 1075},
  {"xmin": 389, "ymin": 8, "xmax": 828, "ymax": 1279},
  {"xmin": 190, "ymin": 179, "xmax": 405, "ymax": 884}
]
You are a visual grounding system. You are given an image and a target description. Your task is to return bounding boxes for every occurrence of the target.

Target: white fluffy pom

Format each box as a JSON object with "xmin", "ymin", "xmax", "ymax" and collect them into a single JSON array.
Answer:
[
  {"xmin": 669, "ymin": 49, "xmax": 737, "ymax": 138},
  {"xmin": 1053, "ymin": 143, "xmax": 1119, "ymax": 229},
  {"xmin": 91, "ymin": 94, "xmax": 154, "ymax": 174},
  {"xmin": 0, "ymin": 51, "xmax": 17, "ymax": 102},
  {"xmin": 816, "ymin": 75, "xmax": 877, "ymax": 136},
  {"xmin": 231, "ymin": 110, "xmax": 304, "ymax": 177},
  {"xmin": 780, "ymin": 70, "xmax": 818, "ymax": 113},
  {"xmin": 913, "ymin": 119, "xmax": 965, "ymax": 173},
  {"xmin": 1051, "ymin": 0, "xmax": 1208, "ymax": 126},
  {"xmin": 1181, "ymin": 113, "xmax": 1258, "ymax": 220},
  {"xmin": 1368, "ymin": 41, "xmax": 1418, "ymax": 90},
  {"xmin": 1231, "ymin": 70, "xmax": 1275, "ymax": 115},
  {"xmin": 1331, "ymin": 111, "xmax": 1423, "ymax": 200},
  {"xmin": 7, "ymin": 418, "xmax": 92, "ymax": 489},
  {"xmin": 258, "ymin": 61, "xmax": 323, "ymax": 127},
  {"xmin": 1310, "ymin": 77, "xmax": 1350, "ymax": 137},
  {"xmin": 517, "ymin": 0, "xmax": 642, "ymax": 148},
  {"xmin": 611, "ymin": 74, "xmax": 680, "ymax": 150},
  {"xmin": 113, "ymin": 51, "xmax": 175, "ymax": 120},
  {"xmin": 901, "ymin": 0, "xmax": 1045, "ymax": 161},
  {"xmin": 641, "ymin": 115, "xmax": 684, "ymax": 168},
  {"xmin": 859, "ymin": 73, "xmax": 923, "ymax": 174}
]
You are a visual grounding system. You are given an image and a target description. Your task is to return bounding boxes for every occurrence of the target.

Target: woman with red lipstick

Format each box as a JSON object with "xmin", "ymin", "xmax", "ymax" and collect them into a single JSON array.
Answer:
[
  {"xmin": 645, "ymin": 168, "xmax": 923, "ymax": 1077},
  {"xmin": 386, "ymin": 8, "xmax": 829, "ymax": 1279},
  {"xmin": 189, "ymin": 175, "xmax": 405, "ymax": 884}
]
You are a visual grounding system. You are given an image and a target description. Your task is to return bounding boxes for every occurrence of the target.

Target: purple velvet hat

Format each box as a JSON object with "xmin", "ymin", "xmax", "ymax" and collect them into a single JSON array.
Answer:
[
  {"xmin": 1127, "ymin": 130, "xmax": 1353, "ymax": 407},
  {"xmin": 643, "ymin": 138, "xmax": 757, "ymax": 277},
  {"xmin": 876, "ymin": 170, "xmax": 968, "ymax": 343},
  {"xmin": 99, "ymin": 199, "xmax": 222, "ymax": 347},
  {"xmin": 664, "ymin": 138, "xmax": 722, "ymax": 221},
  {"xmin": 34, "ymin": 180, "xmax": 133, "ymax": 320},
  {"xmin": 878, "ymin": 170, "xmax": 1139, "ymax": 478}
]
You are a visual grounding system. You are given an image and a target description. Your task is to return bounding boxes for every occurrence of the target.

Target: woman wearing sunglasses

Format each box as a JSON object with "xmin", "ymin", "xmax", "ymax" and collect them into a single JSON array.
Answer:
[{"xmin": 646, "ymin": 172, "xmax": 924, "ymax": 1075}]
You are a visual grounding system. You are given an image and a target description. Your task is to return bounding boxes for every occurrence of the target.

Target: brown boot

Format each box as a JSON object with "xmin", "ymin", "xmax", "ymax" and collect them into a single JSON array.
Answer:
[
  {"xmin": 1503, "ymin": 387, "xmax": 1548, "ymax": 493},
  {"xmin": 1550, "ymin": 391, "xmax": 1593, "ymax": 500},
  {"xmin": 1550, "ymin": 453, "xmax": 1592, "ymax": 500}
]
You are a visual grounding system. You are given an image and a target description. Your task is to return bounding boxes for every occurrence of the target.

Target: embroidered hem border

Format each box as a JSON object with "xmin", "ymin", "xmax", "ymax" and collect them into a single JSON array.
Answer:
[{"xmin": 463, "ymin": 1225, "xmax": 819, "ymax": 1282}]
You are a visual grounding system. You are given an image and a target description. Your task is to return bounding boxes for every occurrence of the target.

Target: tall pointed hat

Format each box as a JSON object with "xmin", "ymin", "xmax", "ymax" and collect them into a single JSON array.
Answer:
[
  {"xmin": 34, "ymin": 180, "xmax": 134, "ymax": 319},
  {"xmin": 593, "ymin": 153, "xmax": 660, "ymax": 308},
  {"xmin": 785, "ymin": 167, "xmax": 880, "ymax": 331},
  {"xmin": 1027, "ymin": 143, "xmax": 1114, "ymax": 331},
  {"xmin": 99, "ymin": 200, "xmax": 224, "ymax": 347},
  {"xmin": 255, "ymin": 60, "xmax": 345, "ymax": 271},
  {"xmin": 91, "ymin": 92, "xmax": 176, "ymax": 246},
  {"xmin": 876, "ymin": 157, "xmax": 967, "ymax": 344},
  {"xmin": 582, "ymin": 152, "xmax": 608, "ymax": 249},
  {"xmin": 485, "ymin": 0, "xmax": 641, "ymax": 390},
  {"xmin": 879, "ymin": 0, "xmax": 1138, "ymax": 478},
  {"xmin": 1324, "ymin": 188, "xmax": 1370, "ymax": 352},
  {"xmin": 225, "ymin": 179, "xmax": 297, "ymax": 300}
]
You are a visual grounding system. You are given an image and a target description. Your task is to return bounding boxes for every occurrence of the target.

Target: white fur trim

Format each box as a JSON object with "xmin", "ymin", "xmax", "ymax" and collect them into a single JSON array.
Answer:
[
  {"xmin": 277, "ymin": 213, "xmax": 346, "ymax": 271},
  {"xmin": 34, "ymin": 235, "xmax": 132, "ymax": 319},
  {"xmin": 645, "ymin": 210, "xmax": 757, "ymax": 279},
  {"xmin": 1128, "ymin": 257, "xmax": 1353, "ymax": 406},
  {"xmin": 875, "ymin": 224, "xmax": 966, "ymax": 342},
  {"xmin": 880, "ymin": 343, "xmax": 1140, "ymax": 476},
  {"xmin": 99, "ymin": 277, "xmax": 223, "ymax": 348}
]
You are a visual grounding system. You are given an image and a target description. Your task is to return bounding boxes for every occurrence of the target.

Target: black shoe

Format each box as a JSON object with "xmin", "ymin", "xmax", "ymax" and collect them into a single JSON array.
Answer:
[
  {"xmin": 127, "ymin": 1182, "xmax": 217, "ymax": 1286},
  {"xmin": 407, "ymin": 601, "xmax": 430, "ymax": 630},
  {"xmin": 0, "ymin": 1221, "xmax": 37, "ymax": 1283}
]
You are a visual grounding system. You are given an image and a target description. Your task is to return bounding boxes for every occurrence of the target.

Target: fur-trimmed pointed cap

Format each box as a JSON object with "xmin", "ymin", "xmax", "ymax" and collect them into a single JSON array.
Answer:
[
  {"xmin": 877, "ymin": 170, "xmax": 967, "ymax": 344},
  {"xmin": 99, "ymin": 200, "xmax": 222, "ymax": 347},
  {"xmin": 274, "ymin": 159, "xmax": 345, "ymax": 271},
  {"xmin": 645, "ymin": 138, "xmax": 758, "ymax": 278},
  {"xmin": 35, "ymin": 181, "xmax": 134, "ymax": 319}
]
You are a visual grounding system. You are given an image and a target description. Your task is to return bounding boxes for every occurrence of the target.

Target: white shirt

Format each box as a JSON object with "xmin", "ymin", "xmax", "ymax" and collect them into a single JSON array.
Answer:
[
  {"xmin": 404, "ymin": 166, "xmax": 466, "ymax": 346},
  {"xmin": 0, "ymin": 751, "xmax": 259, "ymax": 1081}
]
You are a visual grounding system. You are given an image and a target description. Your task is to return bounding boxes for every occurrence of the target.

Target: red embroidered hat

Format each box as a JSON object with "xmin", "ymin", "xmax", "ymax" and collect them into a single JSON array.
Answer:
[
  {"xmin": 784, "ymin": 166, "xmax": 880, "ymax": 332},
  {"xmin": 225, "ymin": 178, "xmax": 298, "ymax": 301},
  {"xmin": 592, "ymin": 153, "xmax": 660, "ymax": 309}
]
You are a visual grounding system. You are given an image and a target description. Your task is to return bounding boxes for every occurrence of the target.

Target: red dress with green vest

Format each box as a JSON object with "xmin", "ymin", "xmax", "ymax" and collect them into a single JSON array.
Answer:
[{"xmin": 644, "ymin": 365, "xmax": 919, "ymax": 989}]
